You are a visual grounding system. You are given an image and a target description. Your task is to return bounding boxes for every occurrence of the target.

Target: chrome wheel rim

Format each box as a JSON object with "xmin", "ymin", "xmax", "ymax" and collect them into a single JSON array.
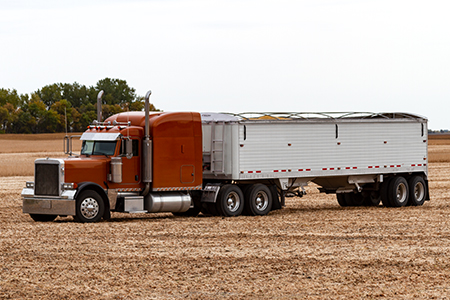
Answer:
[
  {"xmin": 414, "ymin": 182, "xmax": 425, "ymax": 201},
  {"xmin": 396, "ymin": 183, "xmax": 407, "ymax": 204},
  {"xmin": 255, "ymin": 191, "xmax": 269, "ymax": 211},
  {"xmin": 80, "ymin": 197, "xmax": 99, "ymax": 219},
  {"xmin": 226, "ymin": 192, "xmax": 240, "ymax": 212}
]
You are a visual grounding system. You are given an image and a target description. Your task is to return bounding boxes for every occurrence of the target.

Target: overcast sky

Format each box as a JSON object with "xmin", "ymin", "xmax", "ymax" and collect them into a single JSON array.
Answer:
[{"xmin": 1, "ymin": 0, "xmax": 449, "ymax": 129}]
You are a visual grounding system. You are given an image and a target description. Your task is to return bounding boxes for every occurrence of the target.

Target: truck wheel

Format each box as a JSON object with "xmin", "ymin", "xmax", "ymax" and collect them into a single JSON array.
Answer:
[
  {"xmin": 29, "ymin": 214, "xmax": 57, "ymax": 222},
  {"xmin": 363, "ymin": 191, "xmax": 381, "ymax": 206},
  {"xmin": 408, "ymin": 176, "xmax": 426, "ymax": 206},
  {"xmin": 388, "ymin": 176, "xmax": 409, "ymax": 207},
  {"xmin": 216, "ymin": 184, "xmax": 244, "ymax": 217},
  {"xmin": 74, "ymin": 190, "xmax": 105, "ymax": 223},
  {"xmin": 346, "ymin": 193, "xmax": 364, "ymax": 206},
  {"xmin": 380, "ymin": 177, "xmax": 393, "ymax": 207},
  {"xmin": 336, "ymin": 193, "xmax": 348, "ymax": 207},
  {"xmin": 244, "ymin": 184, "xmax": 272, "ymax": 216}
]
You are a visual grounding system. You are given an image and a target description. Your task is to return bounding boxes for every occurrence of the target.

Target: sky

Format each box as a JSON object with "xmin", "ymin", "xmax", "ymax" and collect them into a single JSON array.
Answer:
[{"xmin": 1, "ymin": 0, "xmax": 449, "ymax": 130}]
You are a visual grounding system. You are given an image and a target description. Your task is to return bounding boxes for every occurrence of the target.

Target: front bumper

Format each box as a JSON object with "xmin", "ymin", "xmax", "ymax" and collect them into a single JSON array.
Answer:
[{"xmin": 22, "ymin": 188, "xmax": 77, "ymax": 216}]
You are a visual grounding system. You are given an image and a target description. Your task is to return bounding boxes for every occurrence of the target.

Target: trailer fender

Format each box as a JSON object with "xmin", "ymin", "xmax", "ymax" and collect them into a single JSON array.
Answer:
[{"xmin": 75, "ymin": 182, "xmax": 110, "ymax": 220}]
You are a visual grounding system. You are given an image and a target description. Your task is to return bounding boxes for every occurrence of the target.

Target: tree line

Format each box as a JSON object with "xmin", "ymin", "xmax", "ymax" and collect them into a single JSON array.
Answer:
[{"xmin": 0, "ymin": 78, "xmax": 159, "ymax": 134}]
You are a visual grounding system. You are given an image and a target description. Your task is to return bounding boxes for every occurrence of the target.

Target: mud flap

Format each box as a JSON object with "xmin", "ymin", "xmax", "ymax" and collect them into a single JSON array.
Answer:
[{"xmin": 270, "ymin": 185, "xmax": 282, "ymax": 210}]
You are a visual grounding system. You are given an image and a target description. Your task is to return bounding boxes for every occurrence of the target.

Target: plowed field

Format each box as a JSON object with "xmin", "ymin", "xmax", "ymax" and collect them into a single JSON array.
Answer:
[{"xmin": 0, "ymin": 135, "xmax": 449, "ymax": 299}]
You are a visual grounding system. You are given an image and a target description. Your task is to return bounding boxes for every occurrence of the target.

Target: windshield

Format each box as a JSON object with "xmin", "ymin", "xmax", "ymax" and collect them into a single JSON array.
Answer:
[{"xmin": 81, "ymin": 141, "xmax": 117, "ymax": 156}]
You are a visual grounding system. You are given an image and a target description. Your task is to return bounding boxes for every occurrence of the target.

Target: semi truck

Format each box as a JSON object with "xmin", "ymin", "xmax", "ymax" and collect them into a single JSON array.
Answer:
[{"xmin": 22, "ymin": 91, "xmax": 429, "ymax": 222}]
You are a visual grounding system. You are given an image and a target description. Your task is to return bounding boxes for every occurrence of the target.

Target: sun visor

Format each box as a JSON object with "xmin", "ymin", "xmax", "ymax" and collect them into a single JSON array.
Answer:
[{"xmin": 80, "ymin": 132, "xmax": 122, "ymax": 141}]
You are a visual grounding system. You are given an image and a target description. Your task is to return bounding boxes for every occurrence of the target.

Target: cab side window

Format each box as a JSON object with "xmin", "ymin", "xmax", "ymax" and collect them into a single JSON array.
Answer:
[{"xmin": 120, "ymin": 139, "xmax": 139, "ymax": 157}]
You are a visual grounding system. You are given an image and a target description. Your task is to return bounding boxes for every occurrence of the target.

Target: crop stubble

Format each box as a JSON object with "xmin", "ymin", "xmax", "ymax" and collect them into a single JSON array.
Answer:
[{"xmin": 0, "ymin": 136, "xmax": 450, "ymax": 299}]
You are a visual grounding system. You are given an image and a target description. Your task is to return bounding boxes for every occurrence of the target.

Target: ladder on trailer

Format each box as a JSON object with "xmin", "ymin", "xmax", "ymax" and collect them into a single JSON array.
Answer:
[{"xmin": 210, "ymin": 122, "xmax": 225, "ymax": 174}]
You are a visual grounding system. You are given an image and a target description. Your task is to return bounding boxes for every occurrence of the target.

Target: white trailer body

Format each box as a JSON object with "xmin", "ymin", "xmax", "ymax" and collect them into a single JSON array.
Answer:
[{"xmin": 201, "ymin": 112, "xmax": 428, "ymax": 205}]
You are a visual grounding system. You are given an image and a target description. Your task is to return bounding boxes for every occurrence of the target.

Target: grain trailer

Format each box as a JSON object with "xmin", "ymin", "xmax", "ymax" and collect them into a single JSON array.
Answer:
[{"xmin": 22, "ymin": 91, "xmax": 429, "ymax": 222}]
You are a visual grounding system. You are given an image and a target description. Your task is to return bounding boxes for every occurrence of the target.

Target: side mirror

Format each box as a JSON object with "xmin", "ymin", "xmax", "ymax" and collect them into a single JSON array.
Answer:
[{"xmin": 125, "ymin": 139, "xmax": 133, "ymax": 159}]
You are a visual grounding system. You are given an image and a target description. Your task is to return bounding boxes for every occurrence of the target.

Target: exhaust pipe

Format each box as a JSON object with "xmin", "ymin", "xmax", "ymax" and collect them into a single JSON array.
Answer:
[
  {"xmin": 142, "ymin": 90, "xmax": 152, "ymax": 196},
  {"xmin": 144, "ymin": 90, "xmax": 152, "ymax": 139},
  {"xmin": 97, "ymin": 90, "xmax": 104, "ymax": 122}
]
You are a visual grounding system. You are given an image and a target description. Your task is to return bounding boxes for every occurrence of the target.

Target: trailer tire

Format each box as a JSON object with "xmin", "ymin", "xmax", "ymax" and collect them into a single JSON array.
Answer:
[
  {"xmin": 408, "ymin": 176, "xmax": 426, "ymax": 206},
  {"xmin": 346, "ymin": 193, "xmax": 364, "ymax": 206},
  {"xmin": 74, "ymin": 190, "xmax": 105, "ymax": 223},
  {"xmin": 388, "ymin": 176, "xmax": 409, "ymax": 207},
  {"xmin": 380, "ymin": 177, "xmax": 393, "ymax": 207},
  {"xmin": 216, "ymin": 184, "xmax": 244, "ymax": 217},
  {"xmin": 244, "ymin": 184, "xmax": 272, "ymax": 216},
  {"xmin": 29, "ymin": 214, "xmax": 57, "ymax": 222},
  {"xmin": 364, "ymin": 191, "xmax": 381, "ymax": 206},
  {"xmin": 336, "ymin": 193, "xmax": 348, "ymax": 207}
]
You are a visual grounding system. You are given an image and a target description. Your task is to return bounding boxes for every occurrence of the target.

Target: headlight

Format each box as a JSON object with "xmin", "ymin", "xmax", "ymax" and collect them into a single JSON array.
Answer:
[
  {"xmin": 62, "ymin": 183, "xmax": 77, "ymax": 190},
  {"xmin": 26, "ymin": 182, "xmax": 34, "ymax": 188}
]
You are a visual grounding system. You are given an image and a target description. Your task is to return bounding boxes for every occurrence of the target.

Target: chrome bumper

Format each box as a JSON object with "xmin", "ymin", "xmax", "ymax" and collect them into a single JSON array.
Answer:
[{"xmin": 22, "ymin": 188, "xmax": 77, "ymax": 216}]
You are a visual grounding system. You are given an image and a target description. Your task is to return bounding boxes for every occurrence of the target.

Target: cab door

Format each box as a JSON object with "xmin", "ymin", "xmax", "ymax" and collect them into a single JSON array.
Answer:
[{"xmin": 119, "ymin": 139, "xmax": 141, "ymax": 188}]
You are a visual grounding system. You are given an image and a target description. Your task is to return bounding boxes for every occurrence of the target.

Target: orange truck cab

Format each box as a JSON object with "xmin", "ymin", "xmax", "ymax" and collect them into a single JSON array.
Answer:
[{"xmin": 22, "ymin": 100, "xmax": 204, "ymax": 222}]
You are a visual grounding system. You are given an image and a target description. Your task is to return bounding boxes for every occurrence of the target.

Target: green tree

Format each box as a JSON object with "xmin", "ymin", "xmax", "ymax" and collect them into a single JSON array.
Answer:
[
  {"xmin": 1, "ymin": 103, "xmax": 18, "ymax": 133},
  {"xmin": 95, "ymin": 78, "xmax": 137, "ymax": 106},
  {"xmin": 61, "ymin": 82, "xmax": 92, "ymax": 108},
  {"xmin": 51, "ymin": 100, "xmax": 72, "ymax": 132},
  {"xmin": 0, "ymin": 88, "xmax": 25, "ymax": 108},
  {"xmin": 41, "ymin": 110, "xmax": 60, "ymax": 133},
  {"xmin": 1, "ymin": 78, "xmax": 159, "ymax": 133},
  {"xmin": 0, "ymin": 106, "xmax": 9, "ymax": 133},
  {"xmin": 27, "ymin": 94, "xmax": 48, "ymax": 133},
  {"xmin": 101, "ymin": 104, "xmax": 123, "ymax": 120},
  {"xmin": 13, "ymin": 110, "xmax": 36, "ymax": 134},
  {"xmin": 35, "ymin": 84, "xmax": 62, "ymax": 108},
  {"xmin": 78, "ymin": 103, "xmax": 97, "ymax": 131}
]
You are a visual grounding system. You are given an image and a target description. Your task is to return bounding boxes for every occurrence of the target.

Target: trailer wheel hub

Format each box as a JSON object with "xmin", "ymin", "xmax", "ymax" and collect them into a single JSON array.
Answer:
[
  {"xmin": 255, "ymin": 192, "xmax": 269, "ymax": 211},
  {"xmin": 226, "ymin": 192, "xmax": 240, "ymax": 212},
  {"xmin": 396, "ymin": 183, "xmax": 407, "ymax": 204}
]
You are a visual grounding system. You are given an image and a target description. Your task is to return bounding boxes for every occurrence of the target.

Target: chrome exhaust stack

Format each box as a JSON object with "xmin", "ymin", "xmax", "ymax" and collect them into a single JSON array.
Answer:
[
  {"xmin": 97, "ymin": 90, "xmax": 104, "ymax": 122},
  {"xmin": 142, "ymin": 90, "xmax": 152, "ymax": 196}
]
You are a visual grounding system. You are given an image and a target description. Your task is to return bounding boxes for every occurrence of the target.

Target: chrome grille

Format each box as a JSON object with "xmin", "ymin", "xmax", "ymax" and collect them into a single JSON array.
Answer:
[{"xmin": 35, "ymin": 163, "xmax": 60, "ymax": 196}]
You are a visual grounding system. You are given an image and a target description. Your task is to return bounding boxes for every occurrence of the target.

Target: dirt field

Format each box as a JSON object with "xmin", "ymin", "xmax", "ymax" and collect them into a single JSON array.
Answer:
[
  {"xmin": 1, "ymin": 135, "xmax": 450, "ymax": 299},
  {"xmin": 0, "ymin": 133, "xmax": 82, "ymax": 176}
]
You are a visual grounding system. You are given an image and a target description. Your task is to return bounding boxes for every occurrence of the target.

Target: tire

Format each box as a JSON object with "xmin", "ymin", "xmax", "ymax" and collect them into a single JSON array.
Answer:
[
  {"xmin": 388, "ymin": 176, "xmax": 409, "ymax": 207},
  {"xmin": 408, "ymin": 176, "xmax": 427, "ymax": 206},
  {"xmin": 244, "ymin": 184, "xmax": 273, "ymax": 216},
  {"xmin": 74, "ymin": 190, "xmax": 105, "ymax": 223},
  {"xmin": 380, "ymin": 177, "xmax": 393, "ymax": 207},
  {"xmin": 364, "ymin": 191, "xmax": 381, "ymax": 206},
  {"xmin": 336, "ymin": 193, "xmax": 348, "ymax": 207},
  {"xmin": 29, "ymin": 214, "xmax": 57, "ymax": 222},
  {"xmin": 348, "ymin": 193, "xmax": 365, "ymax": 206},
  {"xmin": 205, "ymin": 202, "xmax": 220, "ymax": 216},
  {"xmin": 215, "ymin": 184, "xmax": 244, "ymax": 217}
]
